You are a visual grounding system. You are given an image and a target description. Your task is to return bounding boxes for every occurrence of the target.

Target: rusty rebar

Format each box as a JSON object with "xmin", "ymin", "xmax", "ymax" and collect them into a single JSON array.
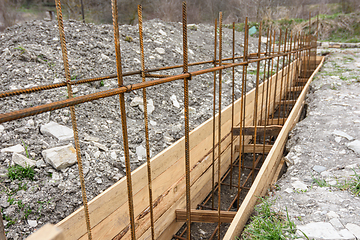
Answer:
[
  {"xmin": 211, "ymin": 17, "xmax": 218, "ymax": 210},
  {"xmin": 252, "ymin": 22, "xmax": 262, "ymax": 183},
  {"xmin": 278, "ymin": 29, "xmax": 288, "ymax": 124},
  {"xmin": 182, "ymin": 2, "xmax": 191, "ymax": 240},
  {"xmin": 54, "ymin": 1, "xmax": 92, "ymax": 239},
  {"xmin": 217, "ymin": 11, "xmax": 223, "ymax": 240},
  {"xmin": 237, "ymin": 17, "xmax": 248, "ymax": 208},
  {"xmin": 137, "ymin": 5, "xmax": 155, "ymax": 240},
  {"xmin": 230, "ymin": 22, "xmax": 235, "ymax": 189},
  {"xmin": 111, "ymin": 0, "xmax": 136, "ymax": 239}
]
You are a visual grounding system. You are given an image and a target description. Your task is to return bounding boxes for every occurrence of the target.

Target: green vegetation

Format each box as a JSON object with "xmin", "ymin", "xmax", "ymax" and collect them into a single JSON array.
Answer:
[
  {"xmin": 240, "ymin": 197, "xmax": 302, "ymax": 240},
  {"xmin": 8, "ymin": 164, "xmax": 35, "ymax": 181},
  {"xmin": 14, "ymin": 45, "xmax": 26, "ymax": 54},
  {"xmin": 125, "ymin": 36, "xmax": 133, "ymax": 42},
  {"xmin": 312, "ymin": 167, "xmax": 360, "ymax": 196}
]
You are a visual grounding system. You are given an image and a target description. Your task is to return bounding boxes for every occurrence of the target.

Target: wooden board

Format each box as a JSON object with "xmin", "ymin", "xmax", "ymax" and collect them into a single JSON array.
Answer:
[
  {"xmin": 25, "ymin": 224, "xmax": 63, "ymax": 240},
  {"xmin": 235, "ymin": 144, "xmax": 273, "ymax": 153},
  {"xmin": 232, "ymin": 125, "xmax": 282, "ymax": 136},
  {"xmin": 175, "ymin": 209, "xmax": 236, "ymax": 223},
  {"xmin": 223, "ymin": 56, "xmax": 325, "ymax": 240}
]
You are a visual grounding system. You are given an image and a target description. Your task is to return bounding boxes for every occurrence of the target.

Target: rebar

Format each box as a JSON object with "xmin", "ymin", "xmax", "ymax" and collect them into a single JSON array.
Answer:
[
  {"xmin": 212, "ymin": 18, "xmax": 218, "ymax": 210},
  {"xmin": 137, "ymin": 5, "xmax": 155, "ymax": 240},
  {"xmin": 54, "ymin": 1, "xmax": 92, "ymax": 239},
  {"xmin": 111, "ymin": 0, "xmax": 136, "ymax": 239}
]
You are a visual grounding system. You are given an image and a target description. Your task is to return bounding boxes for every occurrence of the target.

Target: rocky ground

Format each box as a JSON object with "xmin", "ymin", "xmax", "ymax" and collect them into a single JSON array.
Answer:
[
  {"xmin": 0, "ymin": 19, "xmax": 267, "ymax": 239},
  {"xmin": 268, "ymin": 47, "xmax": 360, "ymax": 239}
]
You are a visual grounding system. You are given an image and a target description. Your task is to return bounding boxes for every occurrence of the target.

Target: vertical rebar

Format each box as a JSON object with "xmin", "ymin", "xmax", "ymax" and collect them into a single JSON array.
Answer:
[
  {"xmin": 212, "ymin": 18, "xmax": 217, "ymax": 210},
  {"xmin": 137, "ymin": 5, "xmax": 155, "ymax": 240},
  {"xmin": 260, "ymin": 28, "xmax": 270, "ymax": 126},
  {"xmin": 111, "ymin": 0, "xmax": 136, "ymax": 239},
  {"xmin": 278, "ymin": 29, "xmax": 288, "ymax": 124},
  {"xmin": 182, "ymin": 2, "xmax": 191, "ymax": 240},
  {"xmin": 54, "ymin": 1, "xmax": 92, "ymax": 239},
  {"xmin": 273, "ymin": 29, "xmax": 281, "ymax": 122},
  {"xmin": 284, "ymin": 34, "xmax": 293, "ymax": 117},
  {"xmin": 267, "ymin": 29, "xmax": 276, "ymax": 121},
  {"xmin": 237, "ymin": 17, "xmax": 248, "ymax": 208},
  {"xmin": 230, "ymin": 22, "xmax": 235, "ymax": 189},
  {"xmin": 217, "ymin": 11, "xmax": 223, "ymax": 240},
  {"xmin": 252, "ymin": 22, "xmax": 262, "ymax": 183},
  {"xmin": 262, "ymin": 28, "xmax": 272, "ymax": 158},
  {"xmin": 80, "ymin": 0, "xmax": 85, "ymax": 23}
]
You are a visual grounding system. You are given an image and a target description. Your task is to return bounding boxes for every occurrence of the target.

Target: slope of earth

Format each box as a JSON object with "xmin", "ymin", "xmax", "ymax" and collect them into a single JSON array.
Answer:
[
  {"xmin": 0, "ymin": 19, "xmax": 265, "ymax": 239},
  {"xmin": 268, "ymin": 48, "xmax": 360, "ymax": 239}
]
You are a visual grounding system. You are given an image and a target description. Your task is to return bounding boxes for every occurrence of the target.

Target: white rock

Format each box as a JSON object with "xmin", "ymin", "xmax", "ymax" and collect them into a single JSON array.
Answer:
[
  {"xmin": 130, "ymin": 96, "xmax": 143, "ymax": 107},
  {"xmin": 155, "ymin": 47, "xmax": 165, "ymax": 55},
  {"xmin": 297, "ymin": 222, "xmax": 343, "ymax": 239},
  {"xmin": 313, "ymin": 165, "xmax": 327, "ymax": 173},
  {"xmin": 27, "ymin": 219, "xmax": 38, "ymax": 228},
  {"xmin": 93, "ymin": 142, "xmax": 108, "ymax": 151},
  {"xmin": 284, "ymin": 188, "xmax": 293, "ymax": 194},
  {"xmin": 42, "ymin": 144, "xmax": 77, "ymax": 170},
  {"xmin": 139, "ymin": 99, "xmax": 155, "ymax": 115},
  {"xmin": 26, "ymin": 119, "xmax": 35, "ymax": 128},
  {"xmin": 346, "ymin": 140, "xmax": 360, "ymax": 155},
  {"xmin": 12, "ymin": 153, "xmax": 36, "ymax": 168},
  {"xmin": 189, "ymin": 49, "xmax": 194, "ymax": 55},
  {"xmin": 0, "ymin": 125, "xmax": 4, "ymax": 133},
  {"xmin": 335, "ymin": 137, "xmax": 342, "ymax": 143},
  {"xmin": 291, "ymin": 181, "xmax": 307, "ymax": 191},
  {"xmin": 84, "ymin": 133, "xmax": 99, "ymax": 142},
  {"xmin": 326, "ymin": 211, "xmax": 340, "ymax": 219},
  {"xmin": 133, "ymin": 58, "xmax": 141, "ymax": 64},
  {"xmin": 159, "ymin": 29, "xmax": 167, "ymax": 36},
  {"xmin": 94, "ymin": 151, "xmax": 101, "ymax": 159},
  {"xmin": 95, "ymin": 177, "xmax": 103, "ymax": 184},
  {"xmin": 1, "ymin": 144, "xmax": 25, "ymax": 153},
  {"xmin": 110, "ymin": 151, "xmax": 117, "ymax": 160},
  {"xmin": 52, "ymin": 172, "xmax": 62, "ymax": 181},
  {"xmin": 346, "ymin": 223, "xmax": 360, "ymax": 238},
  {"xmin": 329, "ymin": 218, "xmax": 344, "ymax": 229},
  {"xmin": 339, "ymin": 229, "xmax": 356, "ymax": 239},
  {"xmin": 136, "ymin": 145, "xmax": 147, "ymax": 161},
  {"xmin": 112, "ymin": 173, "xmax": 124, "ymax": 182},
  {"xmin": 170, "ymin": 94, "xmax": 180, "ymax": 108},
  {"xmin": 332, "ymin": 130, "xmax": 354, "ymax": 141},
  {"xmin": 150, "ymin": 120, "xmax": 157, "ymax": 126},
  {"xmin": 40, "ymin": 121, "xmax": 74, "ymax": 142}
]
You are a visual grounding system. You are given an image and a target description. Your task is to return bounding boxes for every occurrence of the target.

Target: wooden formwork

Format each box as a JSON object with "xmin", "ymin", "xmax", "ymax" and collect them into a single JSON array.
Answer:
[{"xmin": 24, "ymin": 54, "xmax": 326, "ymax": 240}]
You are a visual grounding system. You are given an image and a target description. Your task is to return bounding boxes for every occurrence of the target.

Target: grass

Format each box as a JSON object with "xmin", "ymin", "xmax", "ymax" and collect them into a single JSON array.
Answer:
[
  {"xmin": 312, "ymin": 167, "xmax": 360, "ymax": 196},
  {"xmin": 8, "ymin": 164, "xmax": 35, "ymax": 181},
  {"xmin": 240, "ymin": 197, "xmax": 303, "ymax": 240}
]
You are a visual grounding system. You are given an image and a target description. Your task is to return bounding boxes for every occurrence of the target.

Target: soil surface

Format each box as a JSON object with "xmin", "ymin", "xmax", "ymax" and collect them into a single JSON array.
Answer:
[
  {"xmin": 267, "ymin": 47, "xmax": 360, "ymax": 239},
  {"xmin": 0, "ymin": 19, "xmax": 266, "ymax": 239}
]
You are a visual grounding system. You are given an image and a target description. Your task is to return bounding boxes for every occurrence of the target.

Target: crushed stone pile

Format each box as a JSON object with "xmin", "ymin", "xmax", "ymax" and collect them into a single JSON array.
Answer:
[{"xmin": 0, "ymin": 19, "xmax": 263, "ymax": 239}]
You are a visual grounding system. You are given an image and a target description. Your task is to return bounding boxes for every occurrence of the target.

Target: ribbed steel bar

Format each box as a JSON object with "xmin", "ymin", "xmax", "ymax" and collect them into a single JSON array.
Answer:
[
  {"xmin": 284, "ymin": 34, "xmax": 292, "ymax": 117},
  {"xmin": 54, "ymin": 1, "xmax": 92, "ymax": 240},
  {"xmin": 278, "ymin": 29, "xmax": 288, "ymax": 124},
  {"xmin": 211, "ymin": 18, "xmax": 218, "ymax": 210},
  {"xmin": 252, "ymin": 22, "xmax": 262, "ymax": 183},
  {"xmin": 229, "ymin": 22, "xmax": 235, "ymax": 189},
  {"xmin": 217, "ymin": 11, "xmax": 223, "ymax": 240},
  {"xmin": 137, "ymin": 5, "xmax": 155, "ymax": 240},
  {"xmin": 260, "ymin": 28, "xmax": 270, "ymax": 126},
  {"xmin": 182, "ymin": 2, "xmax": 191, "ymax": 240},
  {"xmin": 262, "ymin": 27, "xmax": 272, "ymax": 158},
  {"xmin": 111, "ymin": 0, "xmax": 136, "ymax": 239},
  {"xmin": 237, "ymin": 16, "xmax": 248, "ymax": 208},
  {"xmin": 267, "ymin": 29, "xmax": 276, "ymax": 122}
]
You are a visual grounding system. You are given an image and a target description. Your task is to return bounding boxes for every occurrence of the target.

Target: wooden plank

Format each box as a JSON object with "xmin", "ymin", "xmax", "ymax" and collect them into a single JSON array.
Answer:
[
  {"xmin": 261, "ymin": 118, "xmax": 287, "ymax": 125},
  {"xmin": 223, "ymin": 56, "xmax": 325, "ymax": 240},
  {"xmin": 175, "ymin": 209, "xmax": 236, "ymax": 223},
  {"xmin": 290, "ymin": 86, "xmax": 303, "ymax": 92},
  {"xmin": 235, "ymin": 144, "xmax": 273, "ymax": 153},
  {"xmin": 25, "ymin": 224, "xmax": 63, "ymax": 240},
  {"xmin": 277, "ymin": 99, "xmax": 297, "ymax": 105},
  {"xmin": 232, "ymin": 125, "xmax": 282, "ymax": 136}
]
